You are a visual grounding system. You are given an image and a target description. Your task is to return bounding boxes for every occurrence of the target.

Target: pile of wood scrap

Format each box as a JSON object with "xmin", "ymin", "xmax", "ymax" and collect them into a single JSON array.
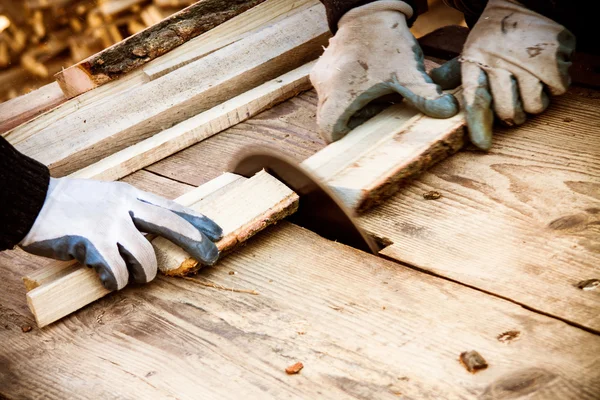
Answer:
[{"xmin": 0, "ymin": 0, "xmax": 201, "ymax": 102}]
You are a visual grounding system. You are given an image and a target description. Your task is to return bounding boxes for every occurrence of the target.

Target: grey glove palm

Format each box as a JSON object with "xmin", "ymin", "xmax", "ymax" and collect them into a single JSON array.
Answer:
[{"xmin": 19, "ymin": 178, "xmax": 222, "ymax": 291}]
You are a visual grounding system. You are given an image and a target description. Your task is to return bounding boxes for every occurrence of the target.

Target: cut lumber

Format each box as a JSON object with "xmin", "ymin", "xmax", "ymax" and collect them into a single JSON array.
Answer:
[
  {"xmin": 55, "ymin": 0, "xmax": 268, "ymax": 98},
  {"xmin": 71, "ymin": 62, "xmax": 314, "ymax": 182},
  {"xmin": 24, "ymin": 170, "xmax": 299, "ymax": 328},
  {"xmin": 0, "ymin": 82, "xmax": 66, "ymax": 134},
  {"xmin": 303, "ymin": 91, "xmax": 466, "ymax": 212},
  {"xmin": 4, "ymin": 0, "xmax": 313, "ymax": 145},
  {"xmin": 14, "ymin": 5, "xmax": 329, "ymax": 176},
  {"xmin": 143, "ymin": 0, "xmax": 317, "ymax": 80}
]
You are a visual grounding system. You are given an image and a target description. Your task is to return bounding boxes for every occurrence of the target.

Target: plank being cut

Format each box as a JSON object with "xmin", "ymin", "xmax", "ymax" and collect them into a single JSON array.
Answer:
[
  {"xmin": 3, "ymin": 222, "xmax": 600, "ymax": 398},
  {"xmin": 71, "ymin": 62, "xmax": 315, "ymax": 182},
  {"xmin": 24, "ymin": 171, "xmax": 299, "ymax": 327},
  {"xmin": 358, "ymin": 89, "xmax": 600, "ymax": 333},
  {"xmin": 322, "ymin": 110, "xmax": 465, "ymax": 212},
  {"xmin": 55, "ymin": 0, "xmax": 268, "ymax": 97},
  {"xmin": 15, "ymin": 5, "xmax": 330, "ymax": 176}
]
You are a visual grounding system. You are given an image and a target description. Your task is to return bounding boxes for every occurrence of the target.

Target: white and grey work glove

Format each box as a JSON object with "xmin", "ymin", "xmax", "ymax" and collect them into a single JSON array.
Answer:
[
  {"xmin": 19, "ymin": 178, "xmax": 222, "ymax": 291},
  {"xmin": 310, "ymin": 0, "xmax": 459, "ymax": 143},
  {"xmin": 439, "ymin": 0, "xmax": 576, "ymax": 150}
]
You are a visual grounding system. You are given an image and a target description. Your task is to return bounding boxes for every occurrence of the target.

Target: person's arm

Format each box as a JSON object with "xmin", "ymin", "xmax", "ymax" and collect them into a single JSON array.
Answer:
[
  {"xmin": 0, "ymin": 136, "xmax": 222, "ymax": 291},
  {"xmin": 0, "ymin": 136, "xmax": 50, "ymax": 251}
]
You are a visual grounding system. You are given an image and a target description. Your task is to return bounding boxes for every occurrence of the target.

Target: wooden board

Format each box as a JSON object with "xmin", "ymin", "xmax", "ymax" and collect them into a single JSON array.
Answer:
[
  {"xmin": 71, "ymin": 62, "xmax": 315, "ymax": 182},
  {"xmin": 0, "ymin": 82, "xmax": 66, "ymax": 134},
  {"xmin": 3, "ymin": 0, "xmax": 313, "ymax": 145},
  {"xmin": 357, "ymin": 89, "xmax": 600, "ymax": 333},
  {"xmin": 2, "ymin": 222, "xmax": 600, "ymax": 398},
  {"xmin": 24, "ymin": 171, "xmax": 299, "ymax": 327},
  {"xmin": 55, "ymin": 0, "xmax": 268, "ymax": 97},
  {"xmin": 14, "ymin": 5, "xmax": 330, "ymax": 176},
  {"xmin": 3, "ymin": 71, "xmax": 149, "ymax": 145},
  {"xmin": 302, "ymin": 95, "xmax": 465, "ymax": 212}
]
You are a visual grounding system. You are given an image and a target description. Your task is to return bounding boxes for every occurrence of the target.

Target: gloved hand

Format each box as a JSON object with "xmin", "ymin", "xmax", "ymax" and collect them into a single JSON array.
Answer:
[
  {"xmin": 19, "ymin": 178, "xmax": 222, "ymax": 291},
  {"xmin": 452, "ymin": 0, "xmax": 575, "ymax": 150},
  {"xmin": 310, "ymin": 0, "xmax": 459, "ymax": 142}
]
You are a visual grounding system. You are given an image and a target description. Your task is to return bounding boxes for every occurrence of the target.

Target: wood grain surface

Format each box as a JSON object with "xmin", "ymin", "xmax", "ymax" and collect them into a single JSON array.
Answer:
[
  {"xmin": 2, "ymin": 222, "xmax": 599, "ymax": 398},
  {"xmin": 358, "ymin": 90, "xmax": 600, "ymax": 332},
  {"xmin": 149, "ymin": 87, "xmax": 600, "ymax": 334}
]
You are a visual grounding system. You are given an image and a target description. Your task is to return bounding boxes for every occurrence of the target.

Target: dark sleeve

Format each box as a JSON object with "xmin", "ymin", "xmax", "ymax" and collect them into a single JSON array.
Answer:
[
  {"xmin": 319, "ymin": 0, "xmax": 428, "ymax": 33},
  {"xmin": 0, "ymin": 136, "xmax": 50, "ymax": 251}
]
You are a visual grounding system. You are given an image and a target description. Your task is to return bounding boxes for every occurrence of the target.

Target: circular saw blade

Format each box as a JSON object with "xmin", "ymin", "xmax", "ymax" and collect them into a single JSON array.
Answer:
[{"xmin": 231, "ymin": 148, "xmax": 378, "ymax": 254}]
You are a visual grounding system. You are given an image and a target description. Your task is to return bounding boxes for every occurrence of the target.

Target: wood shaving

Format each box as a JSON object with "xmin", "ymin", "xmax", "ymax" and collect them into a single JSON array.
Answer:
[{"xmin": 285, "ymin": 362, "xmax": 304, "ymax": 375}]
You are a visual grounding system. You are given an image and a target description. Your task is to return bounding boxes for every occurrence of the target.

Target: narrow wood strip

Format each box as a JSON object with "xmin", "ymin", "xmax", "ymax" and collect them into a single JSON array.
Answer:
[
  {"xmin": 24, "ymin": 171, "xmax": 299, "ymax": 327},
  {"xmin": 55, "ymin": 0, "xmax": 268, "ymax": 98}
]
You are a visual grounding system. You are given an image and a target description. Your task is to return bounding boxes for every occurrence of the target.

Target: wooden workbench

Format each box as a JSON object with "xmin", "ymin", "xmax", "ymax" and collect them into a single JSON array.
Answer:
[{"xmin": 0, "ymin": 86, "xmax": 598, "ymax": 398}]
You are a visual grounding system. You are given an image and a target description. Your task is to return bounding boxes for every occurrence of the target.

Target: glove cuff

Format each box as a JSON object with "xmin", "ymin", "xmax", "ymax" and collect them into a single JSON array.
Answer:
[{"xmin": 339, "ymin": 1, "xmax": 414, "ymax": 26}]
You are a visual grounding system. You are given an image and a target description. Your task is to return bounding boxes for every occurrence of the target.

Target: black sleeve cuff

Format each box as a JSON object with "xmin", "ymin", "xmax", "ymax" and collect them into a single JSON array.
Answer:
[
  {"xmin": 0, "ymin": 136, "xmax": 50, "ymax": 251},
  {"xmin": 320, "ymin": 0, "xmax": 425, "ymax": 33}
]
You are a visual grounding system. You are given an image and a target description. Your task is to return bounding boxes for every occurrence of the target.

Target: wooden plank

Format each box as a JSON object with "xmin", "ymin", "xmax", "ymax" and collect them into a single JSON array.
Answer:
[
  {"xmin": 358, "ymin": 89, "xmax": 600, "ymax": 333},
  {"xmin": 300, "ymin": 63, "xmax": 465, "ymax": 212},
  {"xmin": 315, "ymin": 109, "xmax": 466, "ymax": 212},
  {"xmin": 4, "ymin": 0, "xmax": 312, "ymax": 145},
  {"xmin": 24, "ymin": 170, "xmax": 299, "ymax": 327},
  {"xmin": 55, "ymin": 0, "xmax": 268, "ymax": 97},
  {"xmin": 0, "ymin": 82, "xmax": 66, "ymax": 134},
  {"xmin": 146, "ymin": 89, "xmax": 325, "ymax": 186},
  {"xmin": 15, "ymin": 5, "xmax": 330, "ymax": 176},
  {"xmin": 71, "ymin": 62, "xmax": 314, "ymax": 182},
  {"xmin": 3, "ymin": 72, "xmax": 149, "ymax": 144},
  {"xmin": 143, "ymin": 0, "xmax": 317, "ymax": 80},
  {"xmin": 2, "ymin": 222, "xmax": 599, "ymax": 398}
]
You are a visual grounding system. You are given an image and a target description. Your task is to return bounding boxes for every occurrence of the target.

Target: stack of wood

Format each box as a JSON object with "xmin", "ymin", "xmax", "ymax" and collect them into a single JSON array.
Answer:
[{"xmin": 0, "ymin": 0, "xmax": 195, "ymax": 102}]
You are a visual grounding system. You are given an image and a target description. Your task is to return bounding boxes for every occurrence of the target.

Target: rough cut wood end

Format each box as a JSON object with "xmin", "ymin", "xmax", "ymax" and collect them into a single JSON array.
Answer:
[{"xmin": 55, "ymin": 64, "xmax": 110, "ymax": 98}]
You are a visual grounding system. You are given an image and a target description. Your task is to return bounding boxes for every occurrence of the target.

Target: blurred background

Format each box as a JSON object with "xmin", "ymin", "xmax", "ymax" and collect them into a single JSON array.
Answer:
[{"xmin": 0, "ymin": 0, "xmax": 464, "ymax": 103}]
